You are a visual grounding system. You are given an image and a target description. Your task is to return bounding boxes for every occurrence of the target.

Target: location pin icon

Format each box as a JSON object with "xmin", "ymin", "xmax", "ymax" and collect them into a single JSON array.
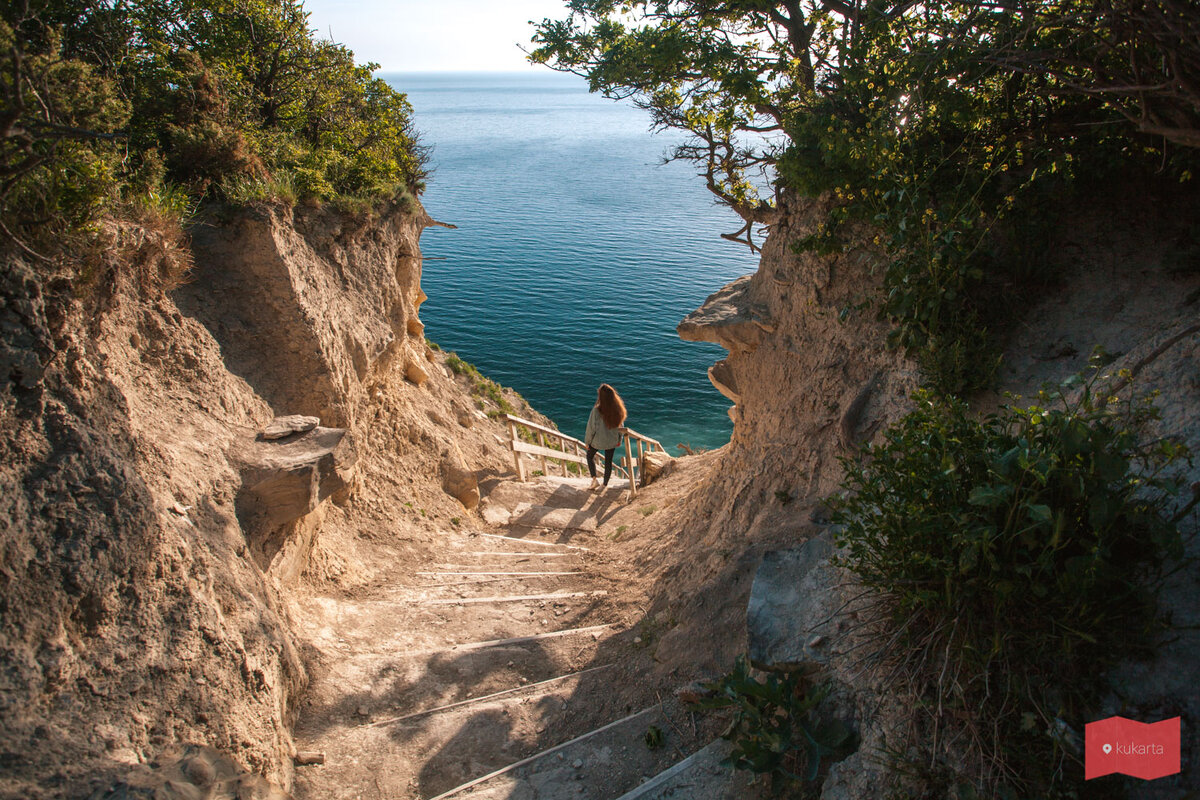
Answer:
[{"xmin": 1103, "ymin": 743, "xmax": 1113, "ymax": 754}]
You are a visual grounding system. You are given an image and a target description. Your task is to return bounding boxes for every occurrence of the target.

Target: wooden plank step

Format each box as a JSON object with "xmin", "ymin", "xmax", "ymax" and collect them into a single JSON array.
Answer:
[
  {"xmin": 426, "ymin": 706, "xmax": 660, "ymax": 800},
  {"xmin": 417, "ymin": 591, "xmax": 607, "ymax": 606},
  {"xmin": 612, "ymin": 740, "xmax": 731, "ymax": 800},
  {"xmin": 415, "ymin": 571, "xmax": 583, "ymax": 577},
  {"xmin": 476, "ymin": 532, "xmax": 591, "ymax": 552},
  {"xmin": 413, "ymin": 576, "xmax": 577, "ymax": 588},
  {"xmin": 365, "ymin": 664, "xmax": 615, "ymax": 728},
  {"xmin": 464, "ymin": 551, "xmax": 577, "ymax": 558},
  {"xmin": 408, "ymin": 624, "xmax": 614, "ymax": 656}
]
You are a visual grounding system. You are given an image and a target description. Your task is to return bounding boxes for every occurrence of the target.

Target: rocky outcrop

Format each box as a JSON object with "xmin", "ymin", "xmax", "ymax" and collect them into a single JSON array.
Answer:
[
  {"xmin": 0, "ymin": 196, "xmax": 531, "ymax": 799},
  {"xmin": 639, "ymin": 450, "xmax": 675, "ymax": 486},
  {"xmin": 180, "ymin": 202, "xmax": 430, "ymax": 430},
  {"xmin": 677, "ymin": 275, "xmax": 775, "ymax": 354},
  {"xmin": 746, "ymin": 532, "xmax": 841, "ymax": 671},
  {"xmin": 676, "ymin": 194, "xmax": 916, "ymax": 539},
  {"xmin": 673, "ymin": 186, "xmax": 1200, "ymax": 797},
  {"xmin": 441, "ymin": 443, "xmax": 480, "ymax": 510},
  {"xmin": 235, "ymin": 422, "xmax": 358, "ymax": 582}
]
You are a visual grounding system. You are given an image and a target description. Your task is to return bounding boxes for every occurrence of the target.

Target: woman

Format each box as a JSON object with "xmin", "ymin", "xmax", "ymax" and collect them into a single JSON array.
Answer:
[{"xmin": 584, "ymin": 383, "xmax": 627, "ymax": 491}]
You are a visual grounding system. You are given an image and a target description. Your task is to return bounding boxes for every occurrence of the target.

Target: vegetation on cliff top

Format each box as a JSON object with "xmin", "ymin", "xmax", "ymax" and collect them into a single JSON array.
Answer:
[
  {"xmin": 532, "ymin": 0, "xmax": 1200, "ymax": 395},
  {"xmin": 1, "ymin": 0, "xmax": 427, "ymax": 254}
]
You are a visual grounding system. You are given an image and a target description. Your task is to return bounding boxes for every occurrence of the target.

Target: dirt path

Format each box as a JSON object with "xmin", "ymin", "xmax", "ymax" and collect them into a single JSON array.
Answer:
[{"xmin": 290, "ymin": 476, "xmax": 718, "ymax": 800}]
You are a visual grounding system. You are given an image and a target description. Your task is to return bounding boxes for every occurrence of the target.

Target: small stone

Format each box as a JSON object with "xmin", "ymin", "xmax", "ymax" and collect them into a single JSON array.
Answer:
[
  {"xmin": 557, "ymin": 753, "xmax": 565, "ymax": 761},
  {"xmin": 356, "ymin": 705, "xmax": 369, "ymax": 717},
  {"xmin": 170, "ymin": 502, "xmax": 190, "ymax": 516},
  {"xmin": 633, "ymin": 636, "xmax": 642, "ymax": 644},
  {"xmin": 808, "ymin": 635, "xmax": 826, "ymax": 648},
  {"xmin": 572, "ymin": 759, "xmax": 583, "ymax": 769}
]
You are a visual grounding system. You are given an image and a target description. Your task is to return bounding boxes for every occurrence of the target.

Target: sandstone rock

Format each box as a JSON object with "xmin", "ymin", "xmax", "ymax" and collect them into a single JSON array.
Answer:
[
  {"xmin": 406, "ymin": 317, "xmax": 425, "ymax": 338},
  {"xmin": 259, "ymin": 415, "xmax": 320, "ymax": 440},
  {"xmin": 182, "ymin": 202, "xmax": 428, "ymax": 429},
  {"xmin": 707, "ymin": 359, "xmax": 741, "ymax": 404},
  {"xmin": 457, "ymin": 411, "xmax": 474, "ymax": 429},
  {"xmin": 441, "ymin": 446, "xmax": 479, "ymax": 510},
  {"xmin": 405, "ymin": 361, "xmax": 428, "ymax": 386},
  {"xmin": 639, "ymin": 450, "xmax": 675, "ymax": 486},
  {"xmin": 677, "ymin": 275, "xmax": 775, "ymax": 354},
  {"xmin": 425, "ymin": 345, "xmax": 437, "ymax": 362},
  {"xmin": 235, "ymin": 426, "xmax": 358, "ymax": 577},
  {"xmin": 747, "ymin": 530, "xmax": 843, "ymax": 670}
]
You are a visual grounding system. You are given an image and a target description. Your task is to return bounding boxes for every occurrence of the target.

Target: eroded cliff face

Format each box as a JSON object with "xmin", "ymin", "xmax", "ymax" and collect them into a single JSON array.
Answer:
[
  {"xmin": 0, "ymin": 199, "xmax": 531, "ymax": 799},
  {"xmin": 677, "ymin": 194, "xmax": 917, "ymax": 537},
  {"xmin": 669, "ymin": 186, "xmax": 1200, "ymax": 796}
]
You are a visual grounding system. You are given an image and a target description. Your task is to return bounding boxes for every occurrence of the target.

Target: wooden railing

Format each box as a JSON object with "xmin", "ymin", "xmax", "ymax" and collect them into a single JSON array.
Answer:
[{"xmin": 502, "ymin": 414, "xmax": 667, "ymax": 499}]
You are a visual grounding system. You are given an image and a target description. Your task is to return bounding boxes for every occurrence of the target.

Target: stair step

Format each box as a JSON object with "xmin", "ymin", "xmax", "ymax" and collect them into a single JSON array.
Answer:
[
  {"xmin": 408, "ymin": 623, "xmax": 614, "ymax": 656},
  {"xmin": 427, "ymin": 706, "xmax": 662, "ymax": 800},
  {"xmin": 365, "ymin": 664, "xmax": 616, "ymax": 729},
  {"xmin": 416, "ymin": 591, "xmax": 608, "ymax": 606},
  {"xmin": 614, "ymin": 740, "xmax": 744, "ymax": 800},
  {"xmin": 476, "ymin": 532, "xmax": 591, "ymax": 552}
]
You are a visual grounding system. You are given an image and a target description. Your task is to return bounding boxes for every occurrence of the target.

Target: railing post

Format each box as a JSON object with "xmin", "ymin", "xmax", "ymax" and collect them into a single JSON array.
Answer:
[
  {"xmin": 537, "ymin": 431, "xmax": 550, "ymax": 477},
  {"xmin": 507, "ymin": 417, "xmax": 526, "ymax": 482},
  {"xmin": 624, "ymin": 434, "xmax": 636, "ymax": 499},
  {"xmin": 637, "ymin": 439, "xmax": 644, "ymax": 487}
]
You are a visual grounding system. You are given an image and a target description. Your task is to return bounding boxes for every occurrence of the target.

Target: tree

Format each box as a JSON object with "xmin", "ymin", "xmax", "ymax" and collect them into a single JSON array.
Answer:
[{"xmin": 532, "ymin": 1, "xmax": 870, "ymax": 249}]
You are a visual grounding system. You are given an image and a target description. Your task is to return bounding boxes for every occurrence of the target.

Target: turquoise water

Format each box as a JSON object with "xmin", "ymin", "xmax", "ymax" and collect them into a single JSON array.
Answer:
[{"xmin": 385, "ymin": 71, "xmax": 760, "ymax": 452}]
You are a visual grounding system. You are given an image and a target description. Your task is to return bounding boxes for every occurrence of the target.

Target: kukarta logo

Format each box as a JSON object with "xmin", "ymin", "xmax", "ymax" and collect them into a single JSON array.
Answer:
[{"xmin": 1085, "ymin": 716, "xmax": 1181, "ymax": 780}]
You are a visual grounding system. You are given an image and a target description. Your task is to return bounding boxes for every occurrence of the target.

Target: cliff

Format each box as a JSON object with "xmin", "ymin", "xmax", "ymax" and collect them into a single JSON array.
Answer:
[
  {"xmin": 0, "ymin": 198, "xmax": 542, "ymax": 799},
  {"xmin": 662, "ymin": 183, "xmax": 1200, "ymax": 795}
]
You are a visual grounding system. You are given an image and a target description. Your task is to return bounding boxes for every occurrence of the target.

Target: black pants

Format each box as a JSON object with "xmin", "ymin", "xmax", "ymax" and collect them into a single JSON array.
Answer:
[{"xmin": 586, "ymin": 446, "xmax": 615, "ymax": 484}]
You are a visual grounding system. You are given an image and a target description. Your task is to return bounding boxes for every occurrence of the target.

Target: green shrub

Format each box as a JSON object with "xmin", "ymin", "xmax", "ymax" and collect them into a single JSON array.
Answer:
[
  {"xmin": 830, "ymin": 367, "xmax": 1187, "ymax": 793},
  {"xmin": 1, "ymin": 0, "xmax": 428, "ymax": 249},
  {"xmin": 691, "ymin": 656, "xmax": 854, "ymax": 791}
]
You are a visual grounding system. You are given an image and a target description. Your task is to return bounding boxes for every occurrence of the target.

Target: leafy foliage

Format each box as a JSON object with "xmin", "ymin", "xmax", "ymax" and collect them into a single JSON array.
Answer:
[
  {"xmin": 2, "ymin": 0, "xmax": 427, "ymax": 250},
  {"xmin": 829, "ymin": 365, "xmax": 1188, "ymax": 793},
  {"xmin": 691, "ymin": 656, "xmax": 855, "ymax": 791},
  {"xmin": 533, "ymin": 1, "xmax": 1200, "ymax": 394}
]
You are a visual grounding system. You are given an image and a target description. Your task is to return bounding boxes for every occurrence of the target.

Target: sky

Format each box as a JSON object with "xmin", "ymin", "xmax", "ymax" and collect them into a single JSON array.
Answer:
[{"xmin": 302, "ymin": 0, "xmax": 574, "ymax": 72}]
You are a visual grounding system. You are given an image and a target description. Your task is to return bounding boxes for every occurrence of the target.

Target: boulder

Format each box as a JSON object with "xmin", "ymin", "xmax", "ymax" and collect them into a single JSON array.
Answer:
[
  {"xmin": 259, "ymin": 414, "xmax": 320, "ymax": 440},
  {"xmin": 639, "ymin": 450, "xmax": 675, "ymax": 486},
  {"xmin": 441, "ymin": 446, "xmax": 479, "ymax": 510},
  {"xmin": 234, "ymin": 425, "xmax": 357, "ymax": 576},
  {"xmin": 747, "ymin": 530, "xmax": 843, "ymax": 670}
]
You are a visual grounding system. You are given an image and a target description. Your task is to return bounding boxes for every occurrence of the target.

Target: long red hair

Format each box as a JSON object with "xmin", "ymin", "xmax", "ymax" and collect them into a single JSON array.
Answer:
[{"xmin": 597, "ymin": 383, "xmax": 627, "ymax": 429}]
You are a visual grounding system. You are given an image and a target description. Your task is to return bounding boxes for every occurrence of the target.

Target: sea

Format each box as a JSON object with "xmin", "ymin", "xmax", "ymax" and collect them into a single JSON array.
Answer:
[{"xmin": 383, "ymin": 71, "xmax": 761, "ymax": 453}]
